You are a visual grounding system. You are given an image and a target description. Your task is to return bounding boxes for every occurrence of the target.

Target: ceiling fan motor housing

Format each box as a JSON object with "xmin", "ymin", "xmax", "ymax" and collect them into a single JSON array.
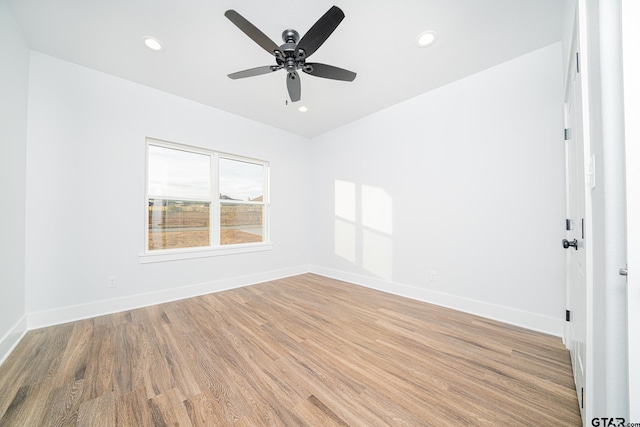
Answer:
[
  {"xmin": 282, "ymin": 29, "xmax": 299, "ymax": 44},
  {"xmin": 280, "ymin": 29, "xmax": 305, "ymax": 73}
]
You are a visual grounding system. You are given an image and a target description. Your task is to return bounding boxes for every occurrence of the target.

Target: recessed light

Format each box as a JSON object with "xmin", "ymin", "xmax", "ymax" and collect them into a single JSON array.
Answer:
[
  {"xmin": 143, "ymin": 36, "xmax": 164, "ymax": 52},
  {"xmin": 416, "ymin": 31, "xmax": 437, "ymax": 47},
  {"xmin": 298, "ymin": 106, "xmax": 308, "ymax": 112}
]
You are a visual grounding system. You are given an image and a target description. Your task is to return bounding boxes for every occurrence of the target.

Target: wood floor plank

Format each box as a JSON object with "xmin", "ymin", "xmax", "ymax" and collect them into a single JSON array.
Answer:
[
  {"xmin": 112, "ymin": 323, "xmax": 145, "ymax": 397},
  {"xmin": 0, "ymin": 330, "xmax": 48, "ymax": 417},
  {"xmin": 115, "ymin": 387, "xmax": 154, "ymax": 426},
  {"xmin": 80, "ymin": 324, "xmax": 115, "ymax": 402},
  {"xmin": 292, "ymin": 395, "xmax": 350, "ymax": 427},
  {"xmin": 77, "ymin": 392, "xmax": 115, "ymax": 427},
  {"xmin": 0, "ymin": 273, "xmax": 582, "ymax": 426},
  {"xmin": 183, "ymin": 391, "xmax": 227, "ymax": 427},
  {"xmin": 148, "ymin": 388, "xmax": 193, "ymax": 427},
  {"xmin": 181, "ymin": 330, "xmax": 253, "ymax": 423},
  {"xmin": 0, "ymin": 382, "xmax": 52, "ymax": 426},
  {"xmin": 22, "ymin": 323, "xmax": 75, "ymax": 387},
  {"xmin": 154, "ymin": 323, "xmax": 202, "ymax": 399},
  {"xmin": 42, "ymin": 379, "xmax": 85, "ymax": 426}
]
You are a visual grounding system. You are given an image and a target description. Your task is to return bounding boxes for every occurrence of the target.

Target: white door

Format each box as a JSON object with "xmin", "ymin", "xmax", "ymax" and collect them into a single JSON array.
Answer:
[
  {"xmin": 622, "ymin": 0, "xmax": 640, "ymax": 418},
  {"xmin": 564, "ymin": 44, "xmax": 587, "ymax": 421}
]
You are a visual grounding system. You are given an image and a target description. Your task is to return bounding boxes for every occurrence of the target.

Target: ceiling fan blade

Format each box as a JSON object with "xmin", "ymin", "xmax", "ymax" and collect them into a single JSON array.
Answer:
[
  {"xmin": 287, "ymin": 71, "xmax": 301, "ymax": 102},
  {"xmin": 303, "ymin": 63, "xmax": 356, "ymax": 82},
  {"xmin": 296, "ymin": 6, "xmax": 345, "ymax": 59},
  {"xmin": 228, "ymin": 66, "xmax": 279, "ymax": 80},
  {"xmin": 224, "ymin": 10, "xmax": 283, "ymax": 57}
]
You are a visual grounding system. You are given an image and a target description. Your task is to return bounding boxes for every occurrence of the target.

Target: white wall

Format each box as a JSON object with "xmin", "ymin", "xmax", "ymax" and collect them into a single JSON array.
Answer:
[
  {"xmin": 24, "ymin": 52, "xmax": 311, "ymax": 326},
  {"xmin": 310, "ymin": 43, "xmax": 566, "ymax": 335},
  {"xmin": 0, "ymin": 0, "xmax": 29, "ymax": 362}
]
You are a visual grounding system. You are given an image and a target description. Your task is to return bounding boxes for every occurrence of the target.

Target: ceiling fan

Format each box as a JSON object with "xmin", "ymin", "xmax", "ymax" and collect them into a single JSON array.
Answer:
[{"xmin": 224, "ymin": 6, "xmax": 356, "ymax": 103}]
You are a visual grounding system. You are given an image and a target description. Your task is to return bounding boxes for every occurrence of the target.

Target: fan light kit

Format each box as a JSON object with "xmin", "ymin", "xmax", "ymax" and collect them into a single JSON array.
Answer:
[
  {"xmin": 298, "ymin": 106, "xmax": 308, "ymax": 112},
  {"xmin": 416, "ymin": 31, "xmax": 437, "ymax": 47},
  {"xmin": 225, "ymin": 5, "xmax": 356, "ymax": 103},
  {"xmin": 143, "ymin": 36, "xmax": 164, "ymax": 52}
]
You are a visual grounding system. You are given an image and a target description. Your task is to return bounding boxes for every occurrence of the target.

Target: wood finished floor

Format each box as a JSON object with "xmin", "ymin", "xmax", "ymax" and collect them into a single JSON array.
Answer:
[{"xmin": 0, "ymin": 274, "xmax": 581, "ymax": 426}]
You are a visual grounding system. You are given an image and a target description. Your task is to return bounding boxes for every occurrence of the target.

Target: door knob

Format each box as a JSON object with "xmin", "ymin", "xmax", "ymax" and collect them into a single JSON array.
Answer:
[{"xmin": 562, "ymin": 239, "xmax": 578, "ymax": 250}]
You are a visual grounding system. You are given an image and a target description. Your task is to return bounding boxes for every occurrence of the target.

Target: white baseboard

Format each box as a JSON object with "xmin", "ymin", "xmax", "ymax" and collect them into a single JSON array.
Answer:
[
  {"xmin": 309, "ymin": 265, "xmax": 564, "ymax": 337},
  {"xmin": 27, "ymin": 265, "xmax": 310, "ymax": 330},
  {"xmin": 25, "ymin": 263, "xmax": 562, "ymax": 337},
  {"xmin": 0, "ymin": 315, "xmax": 28, "ymax": 366}
]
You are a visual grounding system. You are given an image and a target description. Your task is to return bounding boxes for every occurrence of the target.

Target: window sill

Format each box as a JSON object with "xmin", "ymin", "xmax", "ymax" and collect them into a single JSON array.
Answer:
[{"xmin": 139, "ymin": 243, "xmax": 273, "ymax": 264}]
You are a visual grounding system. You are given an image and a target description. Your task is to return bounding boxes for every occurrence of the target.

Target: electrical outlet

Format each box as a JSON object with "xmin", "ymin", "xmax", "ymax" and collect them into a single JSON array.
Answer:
[
  {"xmin": 108, "ymin": 276, "xmax": 117, "ymax": 288},
  {"xmin": 429, "ymin": 271, "xmax": 438, "ymax": 282}
]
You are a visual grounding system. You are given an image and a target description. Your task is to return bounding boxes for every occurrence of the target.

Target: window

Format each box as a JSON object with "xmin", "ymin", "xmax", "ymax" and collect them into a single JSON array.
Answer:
[
  {"xmin": 144, "ymin": 139, "xmax": 269, "ymax": 260},
  {"xmin": 219, "ymin": 157, "xmax": 265, "ymax": 245}
]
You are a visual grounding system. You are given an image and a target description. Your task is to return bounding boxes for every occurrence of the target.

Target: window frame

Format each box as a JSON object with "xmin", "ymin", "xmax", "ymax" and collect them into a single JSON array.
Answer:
[{"xmin": 140, "ymin": 138, "xmax": 271, "ymax": 264}]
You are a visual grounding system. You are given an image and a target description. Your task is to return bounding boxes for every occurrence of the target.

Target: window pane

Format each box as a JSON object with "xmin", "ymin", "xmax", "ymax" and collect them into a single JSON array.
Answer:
[
  {"xmin": 219, "ymin": 158, "xmax": 263, "ymax": 202},
  {"xmin": 148, "ymin": 199, "xmax": 210, "ymax": 250},
  {"xmin": 220, "ymin": 203, "xmax": 263, "ymax": 245},
  {"xmin": 148, "ymin": 145, "xmax": 210, "ymax": 199}
]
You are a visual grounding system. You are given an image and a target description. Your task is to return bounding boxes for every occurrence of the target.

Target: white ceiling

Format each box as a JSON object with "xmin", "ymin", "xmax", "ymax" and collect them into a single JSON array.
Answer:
[{"xmin": 6, "ymin": 0, "xmax": 567, "ymax": 138}]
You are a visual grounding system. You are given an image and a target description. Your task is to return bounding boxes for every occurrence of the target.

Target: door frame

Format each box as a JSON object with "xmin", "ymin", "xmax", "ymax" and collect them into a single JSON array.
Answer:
[{"xmin": 622, "ymin": 0, "xmax": 639, "ymax": 418}]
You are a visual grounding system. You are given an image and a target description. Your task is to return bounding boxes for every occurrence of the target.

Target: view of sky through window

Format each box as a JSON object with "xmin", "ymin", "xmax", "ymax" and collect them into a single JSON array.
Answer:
[
  {"xmin": 219, "ymin": 158, "xmax": 263, "ymax": 201},
  {"xmin": 147, "ymin": 145, "xmax": 210, "ymax": 200}
]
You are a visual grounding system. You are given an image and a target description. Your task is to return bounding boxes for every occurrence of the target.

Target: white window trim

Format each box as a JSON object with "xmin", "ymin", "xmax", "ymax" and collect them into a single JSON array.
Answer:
[
  {"xmin": 140, "ymin": 138, "xmax": 271, "ymax": 263},
  {"xmin": 139, "ymin": 242, "xmax": 273, "ymax": 264}
]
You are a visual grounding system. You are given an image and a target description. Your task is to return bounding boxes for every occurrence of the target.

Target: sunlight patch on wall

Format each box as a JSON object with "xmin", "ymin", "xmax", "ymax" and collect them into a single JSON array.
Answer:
[
  {"xmin": 335, "ymin": 180, "xmax": 356, "ymax": 221},
  {"xmin": 333, "ymin": 180, "xmax": 394, "ymax": 280},
  {"xmin": 362, "ymin": 185, "xmax": 392, "ymax": 234},
  {"xmin": 363, "ymin": 229, "xmax": 393, "ymax": 280},
  {"xmin": 334, "ymin": 218, "xmax": 356, "ymax": 263},
  {"xmin": 361, "ymin": 185, "xmax": 393, "ymax": 280},
  {"xmin": 334, "ymin": 180, "xmax": 357, "ymax": 264}
]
